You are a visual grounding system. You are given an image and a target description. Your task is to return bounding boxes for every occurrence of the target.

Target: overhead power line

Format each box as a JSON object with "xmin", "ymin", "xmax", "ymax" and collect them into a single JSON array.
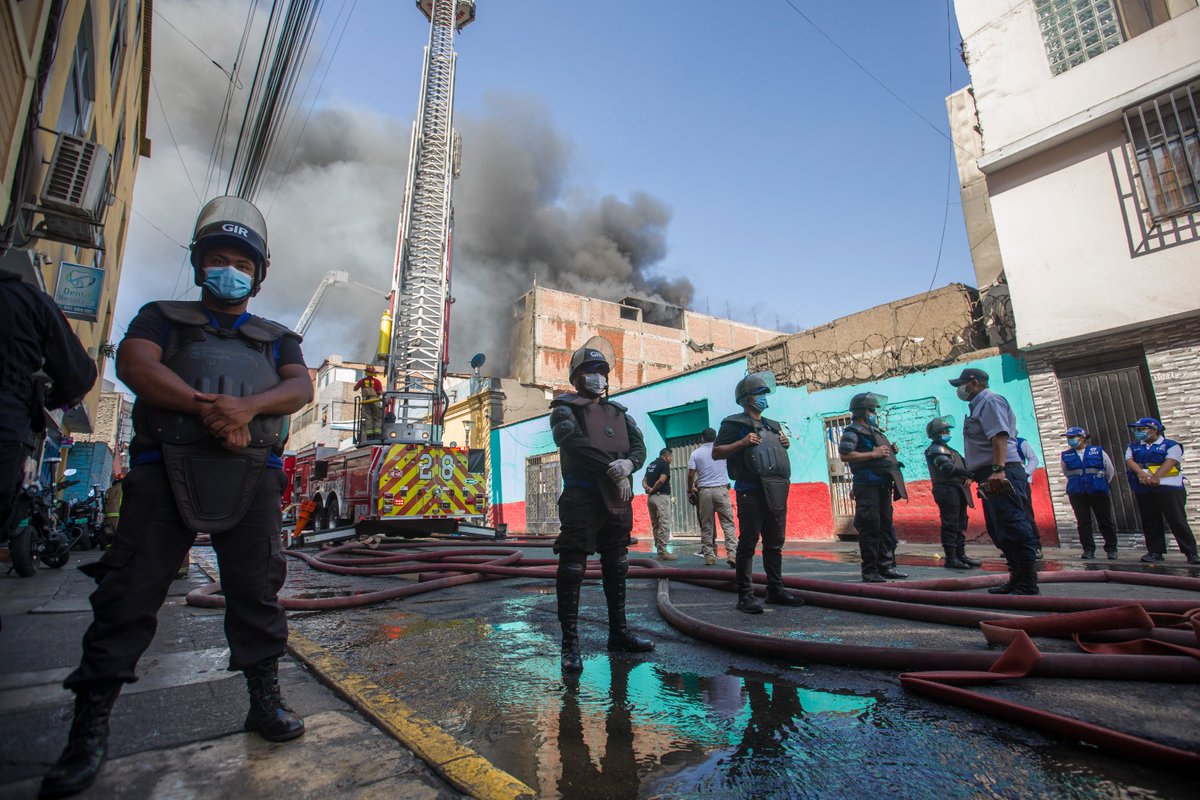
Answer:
[{"xmin": 153, "ymin": 9, "xmax": 239, "ymax": 84}]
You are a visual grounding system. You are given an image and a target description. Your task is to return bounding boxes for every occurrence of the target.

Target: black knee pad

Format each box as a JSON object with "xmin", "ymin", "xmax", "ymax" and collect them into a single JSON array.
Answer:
[
  {"xmin": 600, "ymin": 548, "xmax": 628, "ymax": 579},
  {"xmin": 557, "ymin": 553, "xmax": 587, "ymax": 586}
]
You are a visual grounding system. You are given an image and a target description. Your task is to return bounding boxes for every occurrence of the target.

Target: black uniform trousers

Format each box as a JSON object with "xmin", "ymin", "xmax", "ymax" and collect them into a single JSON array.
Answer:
[
  {"xmin": 975, "ymin": 465, "xmax": 1039, "ymax": 565},
  {"xmin": 1067, "ymin": 492, "xmax": 1117, "ymax": 553},
  {"xmin": 65, "ymin": 462, "xmax": 288, "ymax": 689},
  {"xmin": 1134, "ymin": 489, "xmax": 1198, "ymax": 557},
  {"xmin": 931, "ymin": 483, "xmax": 968, "ymax": 550},
  {"xmin": 554, "ymin": 486, "xmax": 632, "ymax": 556},
  {"xmin": 851, "ymin": 482, "xmax": 898, "ymax": 578},
  {"xmin": 0, "ymin": 441, "xmax": 30, "ymax": 538},
  {"xmin": 734, "ymin": 487, "xmax": 788, "ymax": 597}
]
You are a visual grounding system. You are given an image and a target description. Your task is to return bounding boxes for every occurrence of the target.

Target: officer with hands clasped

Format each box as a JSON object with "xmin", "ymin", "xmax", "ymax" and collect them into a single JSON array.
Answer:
[
  {"xmin": 549, "ymin": 337, "xmax": 655, "ymax": 674},
  {"xmin": 839, "ymin": 393, "xmax": 909, "ymax": 583},
  {"xmin": 41, "ymin": 197, "xmax": 314, "ymax": 799},
  {"xmin": 924, "ymin": 416, "xmax": 980, "ymax": 570},
  {"xmin": 1124, "ymin": 417, "xmax": 1200, "ymax": 564},
  {"xmin": 712, "ymin": 372, "xmax": 805, "ymax": 614},
  {"xmin": 1060, "ymin": 426, "xmax": 1118, "ymax": 559},
  {"xmin": 950, "ymin": 367, "xmax": 1040, "ymax": 595}
]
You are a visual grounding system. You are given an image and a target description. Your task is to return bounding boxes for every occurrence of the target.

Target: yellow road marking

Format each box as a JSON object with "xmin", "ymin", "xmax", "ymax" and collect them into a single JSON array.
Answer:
[{"xmin": 193, "ymin": 556, "xmax": 535, "ymax": 800}]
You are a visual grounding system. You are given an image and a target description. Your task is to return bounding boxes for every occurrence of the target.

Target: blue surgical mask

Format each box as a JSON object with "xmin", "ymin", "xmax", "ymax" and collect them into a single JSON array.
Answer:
[
  {"xmin": 203, "ymin": 266, "xmax": 253, "ymax": 302},
  {"xmin": 939, "ymin": 434, "xmax": 952, "ymax": 444},
  {"xmin": 1067, "ymin": 437, "xmax": 1081, "ymax": 448},
  {"xmin": 751, "ymin": 395, "xmax": 769, "ymax": 411},
  {"xmin": 581, "ymin": 373, "xmax": 607, "ymax": 396},
  {"xmin": 1134, "ymin": 429, "xmax": 1151, "ymax": 442},
  {"xmin": 867, "ymin": 413, "xmax": 880, "ymax": 427}
]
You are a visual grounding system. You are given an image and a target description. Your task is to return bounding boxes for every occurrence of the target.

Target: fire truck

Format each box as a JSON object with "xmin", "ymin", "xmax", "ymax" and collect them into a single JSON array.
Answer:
[{"xmin": 287, "ymin": 0, "xmax": 498, "ymax": 546}]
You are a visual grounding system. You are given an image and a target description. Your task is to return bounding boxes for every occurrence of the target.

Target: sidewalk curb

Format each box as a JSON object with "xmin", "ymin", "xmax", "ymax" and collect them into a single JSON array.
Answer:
[{"xmin": 193, "ymin": 556, "xmax": 535, "ymax": 800}]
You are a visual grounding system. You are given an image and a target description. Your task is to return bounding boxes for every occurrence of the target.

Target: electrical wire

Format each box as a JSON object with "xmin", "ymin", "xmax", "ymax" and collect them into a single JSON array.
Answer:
[
  {"xmin": 153, "ymin": 8, "xmax": 239, "ymax": 84},
  {"xmin": 151, "ymin": 77, "xmax": 201, "ymax": 203}
]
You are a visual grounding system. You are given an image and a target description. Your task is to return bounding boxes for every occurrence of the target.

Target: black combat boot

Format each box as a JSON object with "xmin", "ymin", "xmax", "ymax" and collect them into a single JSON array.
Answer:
[
  {"xmin": 1011, "ymin": 562, "xmax": 1040, "ymax": 596},
  {"xmin": 988, "ymin": 558, "xmax": 1018, "ymax": 594},
  {"xmin": 602, "ymin": 563, "xmax": 654, "ymax": 653},
  {"xmin": 557, "ymin": 578, "xmax": 583, "ymax": 673},
  {"xmin": 943, "ymin": 546, "xmax": 971, "ymax": 569},
  {"xmin": 735, "ymin": 551, "xmax": 763, "ymax": 613},
  {"xmin": 39, "ymin": 680, "xmax": 122, "ymax": 799},
  {"xmin": 243, "ymin": 660, "xmax": 305, "ymax": 742},
  {"xmin": 956, "ymin": 545, "xmax": 981, "ymax": 568}
]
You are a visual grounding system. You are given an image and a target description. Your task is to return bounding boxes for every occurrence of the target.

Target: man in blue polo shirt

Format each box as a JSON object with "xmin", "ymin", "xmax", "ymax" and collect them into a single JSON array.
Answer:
[
  {"xmin": 950, "ymin": 367, "xmax": 1040, "ymax": 595},
  {"xmin": 1124, "ymin": 417, "xmax": 1200, "ymax": 564}
]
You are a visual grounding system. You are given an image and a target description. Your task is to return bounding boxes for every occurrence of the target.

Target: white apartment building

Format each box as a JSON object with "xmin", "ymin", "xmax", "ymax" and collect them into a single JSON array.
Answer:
[{"xmin": 950, "ymin": 0, "xmax": 1200, "ymax": 536}]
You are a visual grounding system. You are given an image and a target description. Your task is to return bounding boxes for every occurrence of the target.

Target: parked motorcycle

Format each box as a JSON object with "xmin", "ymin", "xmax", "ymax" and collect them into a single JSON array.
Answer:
[
  {"xmin": 64, "ymin": 485, "xmax": 103, "ymax": 551},
  {"xmin": 8, "ymin": 470, "xmax": 82, "ymax": 577}
]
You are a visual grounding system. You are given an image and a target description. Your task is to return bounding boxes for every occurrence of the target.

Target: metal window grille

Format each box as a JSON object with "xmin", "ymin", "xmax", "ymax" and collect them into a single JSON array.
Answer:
[
  {"xmin": 1035, "ymin": 0, "xmax": 1124, "ymax": 75},
  {"xmin": 1124, "ymin": 81, "xmax": 1200, "ymax": 222}
]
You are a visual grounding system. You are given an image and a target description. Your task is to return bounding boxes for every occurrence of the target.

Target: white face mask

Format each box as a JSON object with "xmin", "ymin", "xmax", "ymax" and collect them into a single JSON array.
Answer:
[
  {"xmin": 582, "ymin": 373, "xmax": 607, "ymax": 395},
  {"xmin": 956, "ymin": 384, "xmax": 972, "ymax": 402}
]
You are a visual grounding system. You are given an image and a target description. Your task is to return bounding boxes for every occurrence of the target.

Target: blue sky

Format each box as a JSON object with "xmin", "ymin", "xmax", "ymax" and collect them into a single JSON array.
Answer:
[{"xmin": 322, "ymin": 0, "xmax": 973, "ymax": 331}]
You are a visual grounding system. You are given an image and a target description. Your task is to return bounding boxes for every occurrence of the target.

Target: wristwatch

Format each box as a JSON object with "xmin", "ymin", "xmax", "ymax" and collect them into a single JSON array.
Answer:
[{"xmin": 990, "ymin": 464, "xmax": 1004, "ymax": 473}]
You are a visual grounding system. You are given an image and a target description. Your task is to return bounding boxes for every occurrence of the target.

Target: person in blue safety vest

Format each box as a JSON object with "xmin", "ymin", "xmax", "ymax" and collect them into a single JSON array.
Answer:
[
  {"xmin": 1124, "ymin": 417, "xmax": 1200, "ymax": 564},
  {"xmin": 1059, "ymin": 426, "xmax": 1118, "ymax": 560}
]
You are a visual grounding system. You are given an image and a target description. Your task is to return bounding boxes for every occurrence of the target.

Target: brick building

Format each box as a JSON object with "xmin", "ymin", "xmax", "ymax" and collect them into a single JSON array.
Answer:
[{"xmin": 507, "ymin": 286, "xmax": 783, "ymax": 392}]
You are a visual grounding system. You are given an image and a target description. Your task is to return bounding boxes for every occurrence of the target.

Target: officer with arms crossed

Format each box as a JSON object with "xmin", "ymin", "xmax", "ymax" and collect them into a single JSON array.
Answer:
[
  {"xmin": 0, "ymin": 269, "xmax": 96, "ymax": 552},
  {"xmin": 713, "ymin": 372, "xmax": 805, "ymax": 613},
  {"xmin": 1124, "ymin": 417, "xmax": 1200, "ymax": 564},
  {"xmin": 924, "ymin": 416, "xmax": 980, "ymax": 570},
  {"xmin": 1060, "ymin": 426, "xmax": 1118, "ymax": 559},
  {"xmin": 41, "ymin": 197, "xmax": 314, "ymax": 799},
  {"xmin": 549, "ymin": 337, "xmax": 654, "ymax": 674},
  {"xmin": 950, "ymin": 367, "xmax": 1040, "ymax": 595},
  {"xmin": 688, "ymin": 428, "xmax": 737, "ymax": 567},
  {"xmin": 839, "ymin": 393, "xmax": 909, "ymax": 583},
  {"xmin": 642, "ymin": 448, "xmax": 677, "ymax": 560}
]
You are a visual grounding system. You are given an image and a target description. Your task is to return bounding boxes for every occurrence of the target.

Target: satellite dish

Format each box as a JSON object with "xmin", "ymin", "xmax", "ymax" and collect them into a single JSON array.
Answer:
[{"xmin": 470, "ymin": 353, "xmax": 486, "ymax": 369}]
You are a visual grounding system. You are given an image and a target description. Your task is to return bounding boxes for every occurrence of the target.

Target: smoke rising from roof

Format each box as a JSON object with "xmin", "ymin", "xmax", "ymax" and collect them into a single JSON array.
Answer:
[{"xmin": 118, "ymin": 0, "xmax": 690, "ymax": 375}]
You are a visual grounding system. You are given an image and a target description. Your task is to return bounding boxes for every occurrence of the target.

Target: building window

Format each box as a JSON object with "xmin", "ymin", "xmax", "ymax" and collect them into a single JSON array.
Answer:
[
  {"xmin": 58, "ymin": 5, "xmax": 96, "ymax": 136},
  {"xmin": 109, "ymin": 0, "xmax": 128, "ymax": 95},
  {"xmin": 1124, "ymin": 80, "xmax": 1200, "ymax": 222},
  {"xmin": 1035, "ymin": 0, "xmax": 1188, "ymax": 76}
]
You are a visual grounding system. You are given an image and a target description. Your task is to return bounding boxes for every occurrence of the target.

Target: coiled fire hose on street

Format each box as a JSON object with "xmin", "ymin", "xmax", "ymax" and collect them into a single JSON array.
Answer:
[{"xmin": 186, "ymin": 541, "xmax": 1200, "ymax": 768}]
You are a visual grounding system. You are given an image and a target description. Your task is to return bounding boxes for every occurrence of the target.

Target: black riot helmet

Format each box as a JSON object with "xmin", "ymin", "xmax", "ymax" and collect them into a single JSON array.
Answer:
[
  {"xmin": 569, "ymin": 335, "xmax": 616, "ymax": 388},
  {"xmin": 849, "ymin": 392, "xmax": 886, "ymax": 418},
  {"xmin": 189, "ymin": 196, "xmax": 271, "ymax": 293},
  {"xmin": 734, "ymin": 371, "xmax": 777, "ymax": 406},
  {"xmin": 926, "ymin": 415, "xmax": 955, "ymax": 439}
]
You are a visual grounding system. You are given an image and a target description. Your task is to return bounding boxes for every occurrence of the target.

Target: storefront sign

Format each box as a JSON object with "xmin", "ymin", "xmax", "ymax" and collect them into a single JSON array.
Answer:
[{"xmin": 53, "ymin": 262, "xmax": 104, "ymax": 321}]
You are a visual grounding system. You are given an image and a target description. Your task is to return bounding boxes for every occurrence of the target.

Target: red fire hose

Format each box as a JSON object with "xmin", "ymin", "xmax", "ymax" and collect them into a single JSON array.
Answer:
[{"xmin": 186, "ymin": 542, "xmax": 1200, "ymax": 767}]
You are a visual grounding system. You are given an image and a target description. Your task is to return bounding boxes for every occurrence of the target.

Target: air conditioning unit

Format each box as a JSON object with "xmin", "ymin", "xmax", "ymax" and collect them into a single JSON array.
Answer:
[{"xmin": 40, "ymin": 134, "xmax": 111, "ymax": 221}]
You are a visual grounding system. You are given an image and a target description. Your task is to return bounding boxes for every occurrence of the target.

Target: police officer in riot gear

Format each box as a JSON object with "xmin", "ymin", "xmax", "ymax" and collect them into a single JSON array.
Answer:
[
  {"xmin": 550, "ymin": 337, "xmax": 654, "ymax": 674},
  {"xmin": 839, "ymin": 393, "xmax": 908, "ymax": 583},
  {"xmin": 41, "ymin": 197, "xmax": 314, "ymax": 799},
  {"xmin": 924, "ymin": 416, "xmax": 980, "ymax": 570},
  {"xmin": 713, "ymin": 372, "xmax": 805, "ymax": 613}
]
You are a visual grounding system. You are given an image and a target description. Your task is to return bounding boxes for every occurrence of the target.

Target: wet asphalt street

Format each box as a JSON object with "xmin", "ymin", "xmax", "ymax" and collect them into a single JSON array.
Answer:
[{"xmin": 255, "ymin": 538, "xmax": 1199, "ymax": 800}]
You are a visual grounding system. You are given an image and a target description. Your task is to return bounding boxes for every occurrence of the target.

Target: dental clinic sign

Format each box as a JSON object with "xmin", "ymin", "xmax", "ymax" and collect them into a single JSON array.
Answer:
[{"xmin": 53, "ymin": 262, "xmax": 104, "ymax": 321}]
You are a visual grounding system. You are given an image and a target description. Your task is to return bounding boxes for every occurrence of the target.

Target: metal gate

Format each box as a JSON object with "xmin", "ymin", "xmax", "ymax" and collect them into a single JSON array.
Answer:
[
  {"xmin": 823, "ymin": 415, "xmax": 856, "ymax": 539},
  {"xmin": 665, "ymin": 435, "xmax": 704, "ymax": 535},
  {"xmin": 1056, "ymin": 351, "xmax": 1158, "ymax": 531},
  {"xmin": 524, "ymin": 452, "xmax": 561, "ymax": 534}
]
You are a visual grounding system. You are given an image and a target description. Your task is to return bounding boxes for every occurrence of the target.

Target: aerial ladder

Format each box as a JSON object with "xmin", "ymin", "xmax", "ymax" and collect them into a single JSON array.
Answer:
[
  {"xmin": 293, "ymin": 270, "xmax": 386, "ymax": 337},
  {"xmin": 288, "ymin": 0, "xmax": 494, "ymax": 544}
]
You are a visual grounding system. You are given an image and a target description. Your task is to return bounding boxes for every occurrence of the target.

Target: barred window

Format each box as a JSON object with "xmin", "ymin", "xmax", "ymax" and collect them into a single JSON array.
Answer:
[
  {"xmin": 1035, "ymin": 0, "xmax": 1192, "ymax": 76},
  {"xmin": 1124, "ymin": 82, "xmax": 1200, "ymax": 222}
]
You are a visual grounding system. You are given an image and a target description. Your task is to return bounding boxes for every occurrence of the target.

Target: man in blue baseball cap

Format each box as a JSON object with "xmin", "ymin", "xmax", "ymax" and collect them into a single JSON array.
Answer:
[
  {"xmin": 1124, "ymin": 418, "xmax": 1200, "ymax": 564},
  {"xmin": 950, "ymin": 367, "xmax": 1040, "ymax": 594},
  {"xmin": 1059, "ymin": 426, "xmax": 1117, "ymax": 559}
]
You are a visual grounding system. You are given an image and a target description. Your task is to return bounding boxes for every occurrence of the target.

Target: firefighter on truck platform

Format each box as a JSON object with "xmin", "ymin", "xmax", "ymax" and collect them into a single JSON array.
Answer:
[
  {"xmin": 41, "ymin": 197, "xmax": 313, "ymax": 799},
  {"xmin": 550, "ymin": 338, "xmax": 655, "ymax": 674}
]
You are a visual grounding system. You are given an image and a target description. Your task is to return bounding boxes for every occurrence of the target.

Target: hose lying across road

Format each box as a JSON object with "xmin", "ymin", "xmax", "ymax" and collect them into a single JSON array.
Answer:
[{"xmin": 186, "ymin": 541, "xmax": 1200, "ymax": 768}]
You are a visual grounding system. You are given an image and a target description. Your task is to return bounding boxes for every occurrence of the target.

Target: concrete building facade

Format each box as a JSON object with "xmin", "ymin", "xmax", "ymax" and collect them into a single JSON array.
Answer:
[
  {"xmin": 950, "ymin": 0, "xmax": 1200, "ymax": 540},
  {"xmin": 508, "ymin": 286, "xmax": 783, "ymax": 393},
  {"xmin": 1, "ymin": 0, "xmax": 152, "ymax": 460}
]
